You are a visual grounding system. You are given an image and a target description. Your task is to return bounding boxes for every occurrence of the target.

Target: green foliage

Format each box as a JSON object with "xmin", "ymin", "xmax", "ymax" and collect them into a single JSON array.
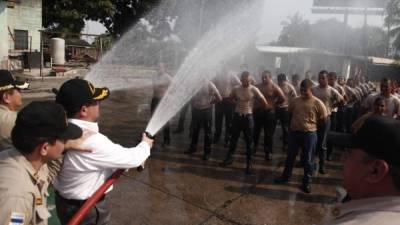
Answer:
[{"xmin": 43, "ymin": 0, "xmax": 116, "ymax": 34}]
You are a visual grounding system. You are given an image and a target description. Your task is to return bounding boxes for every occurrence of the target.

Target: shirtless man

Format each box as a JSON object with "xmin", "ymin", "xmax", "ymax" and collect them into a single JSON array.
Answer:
[
  {"xmin": 253, "ymin": 71, "xmax": 285, "ymax": 160},
  {"xmin": 277, "ymin": 73, "xmax": 297, "ymax": 150},
  {"xmin": 185, "ymin": 81, "xmax": 222, "ymax": 160},
  {"xmin": 312, "ymin": 70, "xmax": 344, "ymax": 174},
  {"xmin": 221, "ymin": 71, "xmax": 270, "ymax": 174},
  {"xmin": 213, "ymin": 70, "xmax": 241, "ymax": 146},
  {"xmin": 291, "ymin": 74, "xmax": 301, "ymax": 95},
  {"xmin": 151, "ymin": 64, "xmax": 172, "ymax": 146}
]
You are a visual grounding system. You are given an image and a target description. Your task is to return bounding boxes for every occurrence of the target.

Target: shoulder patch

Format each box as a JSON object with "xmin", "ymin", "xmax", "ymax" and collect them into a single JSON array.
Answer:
[{"xmin": 8, "ymin": 212, "xmax": 25, "ymax": 225}]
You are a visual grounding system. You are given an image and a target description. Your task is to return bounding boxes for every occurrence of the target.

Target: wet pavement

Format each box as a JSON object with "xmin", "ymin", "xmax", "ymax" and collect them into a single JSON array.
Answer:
[
  {"xmin": 98, "ymin": 88, "xmax": 343, "ymax": 225},
  {"xmin": 23, "ymin": 81, "xmax": 344, "ymax": 225}
]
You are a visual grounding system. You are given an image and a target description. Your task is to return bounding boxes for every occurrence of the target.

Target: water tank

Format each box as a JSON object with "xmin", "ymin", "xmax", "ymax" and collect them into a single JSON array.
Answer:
[{"xmin": 51, "ymin": 38, "xmax": 65, "ymax": 65}]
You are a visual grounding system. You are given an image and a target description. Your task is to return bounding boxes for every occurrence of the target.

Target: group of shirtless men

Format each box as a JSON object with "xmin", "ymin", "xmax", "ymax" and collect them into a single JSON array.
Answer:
[{"xmin": 152, "ymin": 65, "xmax": 399, "ymax": 193}]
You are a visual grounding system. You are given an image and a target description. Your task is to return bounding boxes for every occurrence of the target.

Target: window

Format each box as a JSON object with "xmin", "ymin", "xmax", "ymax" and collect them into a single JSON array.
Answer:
[{"xmin": 14, "ymin": 30, "xmax": 28, "ymax": 50}]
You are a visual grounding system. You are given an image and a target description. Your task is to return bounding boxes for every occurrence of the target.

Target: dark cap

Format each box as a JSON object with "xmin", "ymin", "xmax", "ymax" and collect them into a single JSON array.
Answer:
[
  {"xmin": 329, "ymin": 115, "xmax": 400, "ymax": 166},
  {"xmin": 54, "ymin": 78, "xmax": 109, "ymax": 112},
  {"xmin": 0, "ymin": 70, "xmax": 29, "ymax": 91},
  {"xmin": 13, "ymin": 101, "xmax": 82, "ymax": 140}
]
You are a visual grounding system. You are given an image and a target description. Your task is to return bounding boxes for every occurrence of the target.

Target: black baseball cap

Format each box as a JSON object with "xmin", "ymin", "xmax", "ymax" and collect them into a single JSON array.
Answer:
[
  {"xmin": 328, "ymin": 115, "xmax": 400, "ymax": 166},
  {"xmin": 54, "ymin": 78, "xmax": 109, "ymax": 112},
  {"xmin": 12, "ymin": 101, "xmax": 82, "ymax": 140},
  {"xmin": 0, "ymin": 70, "xmax": 29, "ymax": 91}
]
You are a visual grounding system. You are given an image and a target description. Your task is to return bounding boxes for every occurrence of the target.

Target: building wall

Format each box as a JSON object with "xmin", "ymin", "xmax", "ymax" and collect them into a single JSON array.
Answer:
[
  {"xmin": 7, "ymin": 0, "xmax": 42, "ymax": 52},
  {"xmin": 0, "ymin": 2, "xmax": 8, "ymax": 69}
]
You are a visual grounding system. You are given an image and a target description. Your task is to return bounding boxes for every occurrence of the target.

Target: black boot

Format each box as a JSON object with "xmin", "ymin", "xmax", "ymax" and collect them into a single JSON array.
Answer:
[
  {"xmin": 220, "ymin": 155, "xmax": 233, "ymax": 166},
  {"xmin": 245, "ymin": 159, "xmax": 254, "ymax": 175}
]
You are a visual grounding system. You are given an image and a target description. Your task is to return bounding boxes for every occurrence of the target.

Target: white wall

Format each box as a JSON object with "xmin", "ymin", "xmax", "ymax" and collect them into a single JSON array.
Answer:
[
  {"xmin": 0, "ymin": 2, "xmax": 8, "ymax": 69},
  {"xmin": 7, "ymin": 0, "xmax": 42, "ymax": 51}
]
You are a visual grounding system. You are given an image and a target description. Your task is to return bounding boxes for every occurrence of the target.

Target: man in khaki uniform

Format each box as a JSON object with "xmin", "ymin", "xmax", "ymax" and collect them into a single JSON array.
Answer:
[
  {"xmin": 327, "ymin": 116, "xmax": 400, "ymax": 225},
  {"xmin": 275, "ymin": 79, "xmax": 327, "ymax": 193},
  {"xmin": 0, "ymin": 101, "xmax": 82, "ymax": 225},
  {"xmin": 361, "ymin": 78, "xmax": 400, "ymax": 118},
  {"xmin": 0, "ymin": 70, "xmax": 29, "ymax": 150},
  {"xmin": 312, "ymin": 70, "xmax": 344, "ymax": 174}
]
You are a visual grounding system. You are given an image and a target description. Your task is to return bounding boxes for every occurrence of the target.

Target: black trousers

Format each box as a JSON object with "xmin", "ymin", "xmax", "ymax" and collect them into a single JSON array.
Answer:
[
  {"xmin": 214, "ymin": 98, "xmax": 234, "ymax": 144},
  {"xmin": 151, "ymin": 97, "xmax": 170, "ymax": 142},
  {"xmin": 327, "ymin": 112, "xmax": 337, "ymax": 160},
  {"xmin": 336, "ymin": 107, "xmax": 346, "ymax": 132},
  {"xmin": 253, "ymin": 109, "xmax": 276, "ymax": 154},
  {"xmin": 316, "ymin": 118, "xmax": 330, "ymax": 170},
  {"xmin": 275, "ymin": 107, "xmax": 289, "ymax": 146},
  {"xmin": 55, "ymin": 192, "xmax": 110, "ymax": 225},
  {"xmin": 227, "ymin": 113, "xmax": 254, "ymax": 162},
  {"xmin": 190, "ymin": 107, "xmax": 212, "ymax": 154},
  {"xmin": 176, "ymin": 103, "xmax": 190, "ymax": 131}
]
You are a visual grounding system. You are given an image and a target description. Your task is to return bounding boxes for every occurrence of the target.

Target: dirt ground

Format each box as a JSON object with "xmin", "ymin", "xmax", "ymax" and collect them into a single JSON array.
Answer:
[{"xmin": 25, "ymin": 80, "xmax": 343, "ymax": 225}]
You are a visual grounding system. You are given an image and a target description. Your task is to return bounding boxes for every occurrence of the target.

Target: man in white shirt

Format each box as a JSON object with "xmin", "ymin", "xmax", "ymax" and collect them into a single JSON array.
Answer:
[{"xmin": 53, "ymin": 78, "xmax": 154, "ymax": 225}]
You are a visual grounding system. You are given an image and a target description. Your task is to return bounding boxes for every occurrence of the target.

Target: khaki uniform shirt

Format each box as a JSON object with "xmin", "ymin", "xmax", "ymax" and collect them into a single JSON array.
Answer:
[
  {"xmin": 362, "ymin": 93, "xmax": 400, "ymax": 118},
  {"xmin": 0, "ymin": 105, "xmax": 16, "ymax": 151},
  {"xmin": 312, "ymin": 86, "xmax": 343, "ymax": 115},
  {"xmin": 331, "ymin": 84, "xmax": 345, "ymax": 113},
  {"xmin": 324, "ymin": 196, "xmax": 400, "ymax": 225},
  {"xmin": 289, "ymin": 96, "xmax": 327, "ymax": 132},
  {"xmin": 0, "ymin": 149, "xmax": 50, "ymax": 225},
  {"xmin": 342, "ymin": 85, "xmax": 359, "ymax": 107},
  {"xmin": 231, "ymin": 85, "xmax": 265, "ymax": 114}
]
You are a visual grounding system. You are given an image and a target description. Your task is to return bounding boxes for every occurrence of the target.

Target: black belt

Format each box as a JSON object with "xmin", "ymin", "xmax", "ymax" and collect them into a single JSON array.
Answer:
[
  {"xmin": 235, "ymin": 112, "xmax": 252, "ymax": 117},
  {"xmin": 56, "ymin": 191, "xmax": 106, "ymax": 206}
]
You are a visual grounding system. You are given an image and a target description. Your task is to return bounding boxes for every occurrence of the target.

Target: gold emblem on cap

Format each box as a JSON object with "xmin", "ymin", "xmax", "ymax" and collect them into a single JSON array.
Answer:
[{"xmin": 93, "ymin": 89, "xmax": 109, "ymax": 100}]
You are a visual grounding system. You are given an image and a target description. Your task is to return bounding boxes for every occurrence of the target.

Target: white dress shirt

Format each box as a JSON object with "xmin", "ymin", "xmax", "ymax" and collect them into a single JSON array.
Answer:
[{"xmin": 53, "ymin": 119, "xmax": 150, "ymax": 200}]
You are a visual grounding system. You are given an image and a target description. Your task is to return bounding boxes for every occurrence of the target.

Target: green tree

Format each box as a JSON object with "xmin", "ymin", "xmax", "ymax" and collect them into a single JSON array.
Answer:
[
  {"xmin": 277, "ymin": 13, "xmax": 312, "ymax": 47},
  {"xmin": 274, "ymin": 15, "xmax": 387, "ymax": 57}
]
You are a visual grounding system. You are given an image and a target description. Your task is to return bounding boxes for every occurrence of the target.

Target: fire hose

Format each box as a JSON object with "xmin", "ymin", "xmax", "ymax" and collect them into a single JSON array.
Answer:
[
  {"xmin": 66, "ymin": 132, "xmax": 153, "ymax": 225},
  {"xmin": 66, "ymin": 169, "xmax": 124, "ymax": 225}
]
